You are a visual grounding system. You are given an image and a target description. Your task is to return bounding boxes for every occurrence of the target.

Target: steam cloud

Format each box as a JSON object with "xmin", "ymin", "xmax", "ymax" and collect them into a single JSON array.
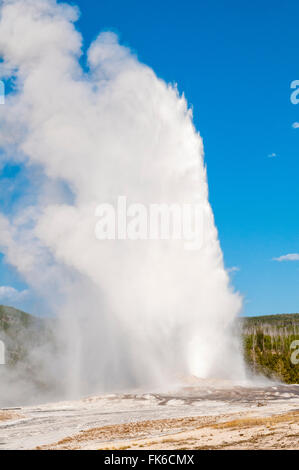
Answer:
[{"xmin": 0, "ymin": 0, "xmax": 245, "ymax": 404}]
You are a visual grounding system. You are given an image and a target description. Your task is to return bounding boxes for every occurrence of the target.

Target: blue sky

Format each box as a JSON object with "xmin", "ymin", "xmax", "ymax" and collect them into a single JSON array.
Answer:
[{"xmin": 1, "ymin": 0, "xmax": 299, "ymax": 316}]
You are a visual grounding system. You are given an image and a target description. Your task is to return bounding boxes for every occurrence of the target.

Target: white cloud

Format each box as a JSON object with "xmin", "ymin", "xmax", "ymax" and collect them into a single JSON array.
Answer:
[
  {"xmin": 0, "ymin": 285, "xmax": 28, "ymax": 301},
  {"xmin": 268, "ymin": 153, "xmax": 277, "ymax": 158},
  {"xmin": 273, "ymin": 253, "xmax": 299, "ymax": 262},
  {"xmin": 227, "ymin": 266, "xmax": 240, "ymax": 273},
  {"xmin": 292, "ymin": 122, "xmax": 299, "ymax": 129}
]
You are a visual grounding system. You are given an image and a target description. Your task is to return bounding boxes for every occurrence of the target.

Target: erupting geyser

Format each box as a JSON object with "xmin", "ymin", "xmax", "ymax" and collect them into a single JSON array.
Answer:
[{"xmin": 0, "ymin": 0, "xmax": 245, "ymax": 403}]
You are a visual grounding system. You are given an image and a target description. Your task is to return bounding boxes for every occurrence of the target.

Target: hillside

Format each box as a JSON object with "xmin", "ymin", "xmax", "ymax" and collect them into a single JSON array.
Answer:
[
  {"xmin": 1, "ymin": 307, "xmax": 299, "ymax": 385},
  {"xmin": 0, "ymin": 305, "xmax": 50, "ymax": 366},
  {"xmin": 242, "ymin": 314, "xmax": 299, "ymax": 383}
]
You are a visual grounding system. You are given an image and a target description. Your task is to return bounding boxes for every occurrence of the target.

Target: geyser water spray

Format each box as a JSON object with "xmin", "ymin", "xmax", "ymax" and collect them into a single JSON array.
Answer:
[{"xmin": 0, "ymin": 0, "xmax": 246, "ymax": 403}]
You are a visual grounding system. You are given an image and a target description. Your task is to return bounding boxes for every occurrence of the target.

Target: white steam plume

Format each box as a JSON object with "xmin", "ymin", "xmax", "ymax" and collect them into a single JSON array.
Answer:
[{"xmin": 0, "ymin": 0, "xmax": 245, "ymax": 403}]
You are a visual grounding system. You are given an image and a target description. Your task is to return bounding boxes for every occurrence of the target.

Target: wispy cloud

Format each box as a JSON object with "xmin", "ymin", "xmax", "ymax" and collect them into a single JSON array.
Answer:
[
  {"xmin": 273, "ymin": 253, "xmax": 299, "ymax": 262},
  {"xmin": 292, "ymin": 122, "xmax": 299, "ymax": 129},
  {"xmin": 0, "ymin": 286, "xmax": 28, "ymax": 302},
  {"xmin": 227, "ymin": 266, "xmax": 240, "ymax": 273},
  {"xmin": 268, "ymin": 153, "xmax": 277, "ymax": 158}
]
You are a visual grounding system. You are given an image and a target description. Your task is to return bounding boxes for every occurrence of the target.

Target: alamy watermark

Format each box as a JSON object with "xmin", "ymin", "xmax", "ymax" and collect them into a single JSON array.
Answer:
[
  {"xmin": 290, "ymin": 80, "xmax": 299, "ymax": 127},
  {"xmin": 290, "ymin": 80, "xmax": 299, "ymax": 105},
  {"xmin": 95, "ymin": 196, "xmax": 204, "ymax": 250},
  {"xmin": 0, "ymin": 340, "xmax": 5, "ymax": 365},
  {"xmin": 0, "ymin": 80, "xmax": 5, "ymax": 105},
  {"xmin": 290, "ymin": 340, "xmax": 299, "ymax": 365}
]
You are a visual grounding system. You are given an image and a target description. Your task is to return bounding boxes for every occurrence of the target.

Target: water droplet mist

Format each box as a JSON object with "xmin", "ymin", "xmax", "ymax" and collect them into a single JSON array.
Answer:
[{"xmin": 0, "ymin": 0, "xmax": 246, "ymax": 402}]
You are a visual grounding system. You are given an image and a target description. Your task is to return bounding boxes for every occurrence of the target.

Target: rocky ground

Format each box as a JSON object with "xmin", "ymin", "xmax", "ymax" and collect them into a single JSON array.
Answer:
[
  {"xmin": 0, "ymin": 380, "xmax": 298, "ymax": 450},
  {"xmin": 39, "ymin": 411, "xmax": 299, "ymax": 450}
]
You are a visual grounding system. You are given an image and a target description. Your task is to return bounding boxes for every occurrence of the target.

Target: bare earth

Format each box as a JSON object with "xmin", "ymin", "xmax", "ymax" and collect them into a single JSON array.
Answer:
[
  {"xmin": 0, "ymin": 411, "xmax": 23, "ymax": 422},
  {"xmin": 39, "ymin": 411, "xmax": 299, "ymax": 450},
  {"xmin": 1, "ymin": 380, "xmax": 299, "ymax": 450}
]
